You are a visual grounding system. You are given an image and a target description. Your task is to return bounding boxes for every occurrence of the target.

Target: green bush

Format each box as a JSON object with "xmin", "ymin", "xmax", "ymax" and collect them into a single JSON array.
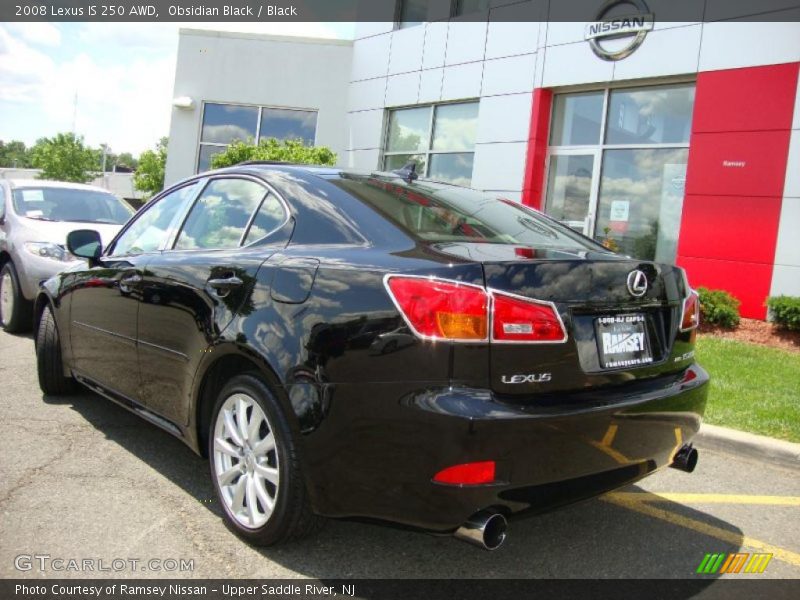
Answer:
[
  {"xmin": 697, "ymin": 287, "xmax": 740, "ymax": 329},
  {"xmin": 209, "ymin": 138, "xmax": 336, "ymax": 169},
  {"xmin": 767, "ymin": 296, "xmax": 800, "ymax": 331}
]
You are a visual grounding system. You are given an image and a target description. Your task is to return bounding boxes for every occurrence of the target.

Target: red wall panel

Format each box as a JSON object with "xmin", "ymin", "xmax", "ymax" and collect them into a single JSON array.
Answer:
[
  {"xmin": 677, "ymin": 257, "xmax": 774, "ymax": 319},
  {"xmin": 678, "ymin": 62, "xmax": 799, "ymax": 320},
  {"xmin": 522, "ymin": 88, "xmax": 553, "ymax": 209},
  {"xmin": 693, "ymin": 63, "xmax": 799, "ymax": 133},
  {"xmin": 677, "ymin": 195, "xmax": 782, "ymax": 264},
  {"xmin": 684, "ymin": 130, "xmax": 791, "ymax": 197}
]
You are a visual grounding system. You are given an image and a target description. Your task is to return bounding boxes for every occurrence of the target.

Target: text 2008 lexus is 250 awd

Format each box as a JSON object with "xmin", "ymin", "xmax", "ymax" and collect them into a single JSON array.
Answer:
[{"xmin": 34, "ymin": 163, "xmax": 707, "ymax": 549}]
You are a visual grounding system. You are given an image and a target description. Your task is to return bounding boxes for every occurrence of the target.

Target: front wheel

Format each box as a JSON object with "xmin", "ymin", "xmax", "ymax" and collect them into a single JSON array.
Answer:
[
  {"xmin": 208, "ymin": 374, "xmax": 323, "ymax": 545},
  {"xmin": 36, "ymin": 304, "xmax": 76, "ymax": 395},
  {"xmin": 0, "ymin": 262, "xmax": 32, "ymax": 333}
]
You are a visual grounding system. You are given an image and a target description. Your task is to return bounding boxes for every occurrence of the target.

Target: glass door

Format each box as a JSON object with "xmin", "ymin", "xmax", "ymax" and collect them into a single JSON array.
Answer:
[
  {"xmin": 544, "ymin": 149, "xmax": 600, "ymax": 237},
  {"xmin": 544, "ymin": 84, "xmax": 695, "ymax": 261}
]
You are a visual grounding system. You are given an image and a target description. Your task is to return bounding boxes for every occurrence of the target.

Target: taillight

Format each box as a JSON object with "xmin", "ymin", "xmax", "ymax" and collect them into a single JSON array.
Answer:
[
  {"xmin": 433, "ymin": 461, "xmax": 496, "ymax": 485},
  {"xmin": 681, "ymin": 290, "xmax": 700, "ymax": 331},
  {"xmin": 384, "ymin": 276, "xmax": 488, "ymax": 341},
  {"xmin": 491, "ymin": 291, "xmax": 567, "ymax": 343}
]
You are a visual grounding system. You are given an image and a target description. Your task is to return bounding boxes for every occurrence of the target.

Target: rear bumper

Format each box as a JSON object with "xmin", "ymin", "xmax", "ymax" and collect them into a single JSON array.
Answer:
[{"xmin": 303, "ymin": 364, "xmax": 708, "ymax": 533}]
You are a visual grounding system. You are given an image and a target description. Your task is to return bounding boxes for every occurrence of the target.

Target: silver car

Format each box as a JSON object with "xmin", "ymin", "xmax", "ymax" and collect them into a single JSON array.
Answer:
[{"xmin": 0, "ymin": 179, "xmax": 134, "ymax": 332}]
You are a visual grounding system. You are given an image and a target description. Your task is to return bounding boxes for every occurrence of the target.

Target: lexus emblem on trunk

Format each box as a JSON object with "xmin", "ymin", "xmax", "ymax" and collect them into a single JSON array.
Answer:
[{"xmin": 627, "ymin": 270, "xmax": 648, "ymax": 297}]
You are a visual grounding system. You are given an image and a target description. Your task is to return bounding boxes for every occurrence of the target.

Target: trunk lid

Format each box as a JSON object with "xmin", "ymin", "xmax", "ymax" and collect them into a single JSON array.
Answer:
[{"xmin": 460, "ymin": 245, "xmax": 687, "ymax": 397}]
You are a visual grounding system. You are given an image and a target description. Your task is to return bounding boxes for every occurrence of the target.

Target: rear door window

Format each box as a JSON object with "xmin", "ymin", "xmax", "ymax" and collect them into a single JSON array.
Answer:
[{"xmin": 174, "ymin": 178, "xmax": 268, "ymax": 250}]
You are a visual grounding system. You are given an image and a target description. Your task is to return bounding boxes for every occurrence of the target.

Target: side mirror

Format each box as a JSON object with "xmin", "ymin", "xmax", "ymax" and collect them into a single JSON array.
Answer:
[{"xmin": 67, "ymin": 229, "xmax": 103, "ymax": 262}]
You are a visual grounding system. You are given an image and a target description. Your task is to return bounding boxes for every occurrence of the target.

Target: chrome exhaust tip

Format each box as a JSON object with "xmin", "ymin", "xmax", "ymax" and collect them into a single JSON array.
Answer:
[
  {"xmin": 670, "ymin": 443, "xmax": 698, "ymax": 473},
  {"xmin": 453, "ymin": 510, "xmax": 507, "ymax": 550}
]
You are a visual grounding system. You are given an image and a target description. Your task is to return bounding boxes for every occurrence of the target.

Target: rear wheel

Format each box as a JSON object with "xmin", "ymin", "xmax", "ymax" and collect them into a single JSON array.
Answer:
[
  {"xmin": 0, "ymin": 262, "xmax": 32, "ymax": 333},
  {"xmin": 208, "ymin": 374, "xmax": 323, "ymax": 545},
  {"xmin": 36, "ymin": 304, "xmax": 76, "ymax": 395}
]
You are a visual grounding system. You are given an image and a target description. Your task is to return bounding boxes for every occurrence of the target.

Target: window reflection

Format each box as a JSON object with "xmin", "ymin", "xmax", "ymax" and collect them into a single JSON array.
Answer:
[
  {"xmin": 594, "ymin": 148, "xmax": 689, "ymax": 261},
  {"xmin": 384, "ymin": 101, "xmax": 479, "ymax": 186},
  {"xmin": 605, "ymin": 84, "xmax": 695, "ymax": 145},
  {"xmin": 197, "ymin": 102, "xmax": 318, "ymax": 173},
  {"xmin": 260, "ymin": 108, "xmax": 317, "ymax": 145},
  {"xmin": 550, "ymin": 92, "xmax": 604, "ymax": 146},
  {"xmin": 201, "ymin": 103, "xmax": 258, "ymax": 144}
]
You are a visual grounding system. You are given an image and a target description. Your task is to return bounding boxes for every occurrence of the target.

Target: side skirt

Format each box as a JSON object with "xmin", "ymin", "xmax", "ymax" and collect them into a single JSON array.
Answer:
[{"xmin": 72, "ymin": 371, "xmax": 186, "ymax": 441}]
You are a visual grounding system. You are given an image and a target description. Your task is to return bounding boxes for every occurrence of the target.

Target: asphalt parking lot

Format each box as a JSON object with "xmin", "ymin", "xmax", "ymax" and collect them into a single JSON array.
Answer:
[{"xmin": 1, "ymin": 328, "xmax": 799, "ymax": 580}]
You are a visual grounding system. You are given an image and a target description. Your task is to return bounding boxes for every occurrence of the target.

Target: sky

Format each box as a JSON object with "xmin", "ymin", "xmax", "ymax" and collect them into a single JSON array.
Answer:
[{"xmin": 0, "ymin": 22, "xmax": 354, "ymax": 157}]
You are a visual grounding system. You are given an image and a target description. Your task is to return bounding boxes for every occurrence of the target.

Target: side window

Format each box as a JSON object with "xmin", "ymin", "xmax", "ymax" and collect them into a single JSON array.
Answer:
[
  {"xmin": 174, "ymin": 178, "xmax": 266, "ymax": 250},
  {"xmin": 243, "ymin": 194, "xmax": 287, "ymax": 245},
  {"xmin": 111, "ymin": 183, "xmax": 197, "ymax": 256}
]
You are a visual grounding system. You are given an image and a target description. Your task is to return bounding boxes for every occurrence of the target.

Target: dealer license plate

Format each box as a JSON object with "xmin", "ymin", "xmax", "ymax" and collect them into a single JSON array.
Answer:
[{"xmin": 595, "ymin": 314, "xmax": 653, "ymax": 369}]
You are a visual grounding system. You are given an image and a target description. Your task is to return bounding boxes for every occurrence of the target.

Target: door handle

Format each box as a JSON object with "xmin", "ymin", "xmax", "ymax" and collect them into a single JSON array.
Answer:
[{"xmin": 207, "ymin": 276, "xmax": 243, "ymax": 291}]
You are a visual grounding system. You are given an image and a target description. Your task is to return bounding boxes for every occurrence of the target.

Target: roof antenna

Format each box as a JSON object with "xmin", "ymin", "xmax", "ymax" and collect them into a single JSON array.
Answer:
[{"xmin": 392, "ymin": 161, "xmax": 419, "ymax": 183}]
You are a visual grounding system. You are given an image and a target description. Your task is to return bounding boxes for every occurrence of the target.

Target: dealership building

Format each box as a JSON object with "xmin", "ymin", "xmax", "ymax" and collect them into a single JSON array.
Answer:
[{"xmin": 164, "ymin": 3, "xmax": 800, "ymax": 319}]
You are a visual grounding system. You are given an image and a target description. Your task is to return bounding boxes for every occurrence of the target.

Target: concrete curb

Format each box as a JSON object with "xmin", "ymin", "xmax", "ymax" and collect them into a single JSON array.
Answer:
[{"xmin": 695, "ymin": 423, "xmax": 800, "ymax": 471}]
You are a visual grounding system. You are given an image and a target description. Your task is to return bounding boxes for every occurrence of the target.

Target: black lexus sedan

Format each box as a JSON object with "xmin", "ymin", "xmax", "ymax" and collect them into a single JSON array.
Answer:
[{"xmin": 34, "ymin": 163, "xmax": 707, "ymax": 550}]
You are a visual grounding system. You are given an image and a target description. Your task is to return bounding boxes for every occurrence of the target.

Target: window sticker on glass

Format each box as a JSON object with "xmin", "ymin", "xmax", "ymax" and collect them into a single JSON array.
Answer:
[
  {"xmin": 26, "ymin": 209, "xmax": 44, "ymax": 218},
  {"xmin": 22, "ymin": 190, "xmax": 44, "ymax": 203},
  {"xmin": 609, "ymin": 200, "xmax": 630, "ymax": 222}
]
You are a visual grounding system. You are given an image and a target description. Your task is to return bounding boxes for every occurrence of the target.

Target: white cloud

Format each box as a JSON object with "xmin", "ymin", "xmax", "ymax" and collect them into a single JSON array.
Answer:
[
  {"xmin": 5, "ymin": 23, "xmax": 62, "ymax": 47},
  {"xmin": 0, "ymin": 22, "xmax": 352, "ymax": 155}
]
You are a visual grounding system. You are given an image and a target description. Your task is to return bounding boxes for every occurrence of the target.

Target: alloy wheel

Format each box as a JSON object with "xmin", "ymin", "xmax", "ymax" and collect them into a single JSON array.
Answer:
[
  {"xmin": 212, "ymin": 393, "xmax": 280, "ymax": 529},
  {"xmin": 0, "ymin": 271, "xmax": 14, "ymax": 325}
]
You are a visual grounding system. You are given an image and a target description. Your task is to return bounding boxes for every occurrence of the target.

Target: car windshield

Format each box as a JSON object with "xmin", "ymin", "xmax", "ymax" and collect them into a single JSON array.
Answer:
[
  {"xmin": 12, "ymin": 187, "xmax": 134, "ymax": 225},
  {"xmin": 330, "ymin": 174, "xmax": 602, "ymax": 251}
]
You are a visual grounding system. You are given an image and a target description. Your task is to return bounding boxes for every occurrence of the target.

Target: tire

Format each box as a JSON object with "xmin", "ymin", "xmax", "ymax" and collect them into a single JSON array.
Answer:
[
  {"xmin": 36, "ymin": 304, "xmax": 76, "ymax": 395},
  {"xmin": 208, "ymin": 373, "xmax": 324, "ymax": 546},
  {"xmin": 0, "ymin": 262, "xmax": 33, "ymax": 333}
]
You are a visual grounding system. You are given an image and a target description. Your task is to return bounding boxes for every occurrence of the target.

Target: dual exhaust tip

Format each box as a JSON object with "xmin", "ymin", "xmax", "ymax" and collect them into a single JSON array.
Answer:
[
  {"xmin": 454, "ymin": 510, "xmax": 507, "ymax": 550},
  {"xmin": 454, "ymin": 445, "xmax": 698, "ymax": 550},
  {"xmin": 670, "ymin": 443, "xmax": 699, "ymax": 473}
]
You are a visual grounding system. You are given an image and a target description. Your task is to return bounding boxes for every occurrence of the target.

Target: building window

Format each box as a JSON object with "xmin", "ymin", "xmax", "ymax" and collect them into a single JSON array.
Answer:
[
  {"xmin": 545, "ymin": 83, "xmax": 695, "ymax": 263},
  {"xmin": 396, "ymin": 0, "xmax": 428, "ymax": 28},
  {"xmin": 453, "ymin": 0, "xmax": 489, "ymax": 18},
  {"xmin": 383, "ymin": 101, "xmax": 478, "ymax": 186},
  {"xmin": 197, "ymin": 102, "xmax": 318, "ymax": 172}
]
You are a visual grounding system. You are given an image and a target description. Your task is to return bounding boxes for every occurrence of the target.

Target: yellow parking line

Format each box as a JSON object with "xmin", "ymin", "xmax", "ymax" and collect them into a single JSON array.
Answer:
[
  {"xmin": 606, "ymin": 492, "xmax": 800, "ymax": 506},
  {"xmin": 603, "ymin": 493, "xmax": 800, "ymax": 568},
  {"xmin": 601, "ymin": 424, "xmax": 618, "ymax": 447}
]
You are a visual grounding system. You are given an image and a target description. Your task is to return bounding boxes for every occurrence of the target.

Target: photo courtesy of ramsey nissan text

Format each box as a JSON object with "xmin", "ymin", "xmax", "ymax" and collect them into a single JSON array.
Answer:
[{"xmin": 0, "ymin": 1, "xmax": 799, "ymax": 599}]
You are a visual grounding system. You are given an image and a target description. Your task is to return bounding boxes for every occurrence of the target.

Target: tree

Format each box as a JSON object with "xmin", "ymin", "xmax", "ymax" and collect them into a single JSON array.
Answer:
[
  {"xmin": 116, "ymin": 152, "xmax": 138, "ymax": 170},
  {"xmin": 133, "ymin": 137, "xmax": 168, "ymax": 196},
  {"xmin": 210, "ymin": 138, "xmax": 336, "ymax": 169},
  {"xmin": 29, "ymin": 133, "xmax": 99, "ymax": 183},
  {"xmin": 0, "ymin": 140, "xmax": 32, "ymax": 168}
]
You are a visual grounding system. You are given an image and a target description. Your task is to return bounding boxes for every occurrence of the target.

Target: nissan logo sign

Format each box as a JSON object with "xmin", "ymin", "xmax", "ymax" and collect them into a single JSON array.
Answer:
[
  {"xmin": 627, "ymin": 270, "xmax": 649, "ymax": 297},
  {"xmin": 585, "ymin": 0, "xmax": 655, "ymax": 61}
]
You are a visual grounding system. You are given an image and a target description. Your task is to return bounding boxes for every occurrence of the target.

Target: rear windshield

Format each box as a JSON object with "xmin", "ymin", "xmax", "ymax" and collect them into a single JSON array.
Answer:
[
  {"xmin": 12, "ymin": 187, "xmax": 134, "ymax": 225},
  {"xmin": 330, "ymin": 175, "xmax": 600, "ymax": 251}
]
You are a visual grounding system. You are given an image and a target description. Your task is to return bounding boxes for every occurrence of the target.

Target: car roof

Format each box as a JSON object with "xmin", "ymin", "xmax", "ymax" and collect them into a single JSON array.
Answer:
[
  {"xmin": 208, "ymin": 162, "xmax": 467, "ymax": 195},
  {"xmin": 6, "ymin": 179, "xmax": 113, "ymax": 193}
]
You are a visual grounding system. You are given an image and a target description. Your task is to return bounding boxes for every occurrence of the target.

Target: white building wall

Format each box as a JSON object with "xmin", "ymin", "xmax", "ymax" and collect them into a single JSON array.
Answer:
[
  {"xmin": 164, "ymin": 29, "xmax": 353, "ymax": 186},
  {"xmin": 347, "ymin": 12, "xmax": 800, "ymax": 198},
  {"xmin": 347, "ymin": 13, "xmax": 545, "ymax": 199},
  {"xmin": 770, "ymin": 76, "xmax": 800, "ymax": 298}
]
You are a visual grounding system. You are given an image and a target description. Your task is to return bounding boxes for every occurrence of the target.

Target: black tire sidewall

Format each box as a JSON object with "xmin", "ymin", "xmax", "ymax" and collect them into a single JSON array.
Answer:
[
  {"xmin": 36, "ymin": 304, "xmax": 73, "ymax": 395},
  {"xmin": 207, "ymin": 373, "xmax": 302, "ymax": 545}
]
